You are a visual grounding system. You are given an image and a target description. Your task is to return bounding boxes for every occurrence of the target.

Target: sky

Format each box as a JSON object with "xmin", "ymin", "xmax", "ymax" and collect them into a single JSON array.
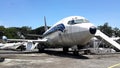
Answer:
[{"xmin": 0, "ymin": 0, "xmax": 120, "ymax": 29}]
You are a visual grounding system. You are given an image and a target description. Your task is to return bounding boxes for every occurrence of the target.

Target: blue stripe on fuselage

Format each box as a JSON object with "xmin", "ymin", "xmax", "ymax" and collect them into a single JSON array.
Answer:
[{"xmin": 43, "ymin": 23, "xmax": 65, "ymax": 36}]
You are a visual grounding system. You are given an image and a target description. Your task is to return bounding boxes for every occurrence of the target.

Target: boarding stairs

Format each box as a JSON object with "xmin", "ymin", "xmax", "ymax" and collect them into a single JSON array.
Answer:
[{"xmin": 95, "ymin": 30, "xmax": 120, "ymax": 51}]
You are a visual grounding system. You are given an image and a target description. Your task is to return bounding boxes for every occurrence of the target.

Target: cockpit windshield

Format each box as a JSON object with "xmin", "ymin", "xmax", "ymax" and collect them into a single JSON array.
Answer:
[{"xmin": 68, "ymin": 19, "xmax": 89, "ymax": 25}]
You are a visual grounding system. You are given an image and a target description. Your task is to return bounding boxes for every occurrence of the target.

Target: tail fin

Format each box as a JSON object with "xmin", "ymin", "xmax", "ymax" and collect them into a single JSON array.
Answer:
[{"xmin": 44, "ymin": 16, "xmax": 48, "ymax": 31}]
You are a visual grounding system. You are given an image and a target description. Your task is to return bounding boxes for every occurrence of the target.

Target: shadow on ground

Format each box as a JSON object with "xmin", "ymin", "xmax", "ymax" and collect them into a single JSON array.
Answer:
[
  {"xmin": 43, "ymin": 50, "xmax": 89, "ymax": 59},
  {"xmin": 0, "ymin": 49, "xmax": 89, "ymax": 59},
  {"xmin": 0, "ymin": 57, "xmax": 5, "ymax": 62}
]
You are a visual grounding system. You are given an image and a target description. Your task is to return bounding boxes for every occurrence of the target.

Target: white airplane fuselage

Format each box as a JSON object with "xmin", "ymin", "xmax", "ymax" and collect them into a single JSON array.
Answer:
[{"xmin": 42, "ymin": 16, "xmax": 96, "ymax": 47}]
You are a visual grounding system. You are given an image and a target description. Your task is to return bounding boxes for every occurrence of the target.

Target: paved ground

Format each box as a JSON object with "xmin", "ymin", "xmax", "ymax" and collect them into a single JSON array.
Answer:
[{"xmin": 0, "ymin": 49, "xmax": 120, "ymax": 68}]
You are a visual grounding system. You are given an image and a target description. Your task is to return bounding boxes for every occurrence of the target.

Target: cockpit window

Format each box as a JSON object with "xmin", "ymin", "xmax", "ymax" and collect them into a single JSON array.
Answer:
[
  {"xmin": 68, "ymin": 20, "xmax": 75, "ymax": 25},
  {"xmin": 68, "ymin": 19, "xmax": 89, "ymax": 25}
]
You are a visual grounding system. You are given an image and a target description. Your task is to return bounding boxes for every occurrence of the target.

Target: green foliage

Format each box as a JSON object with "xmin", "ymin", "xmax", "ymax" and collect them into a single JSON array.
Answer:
[
  {"xmin": 98, "ymin": 22, "xmax": 113, "ymax": 37},
  {"xmin": 0, "ymin": 26, "xmax": 50, "ymax": 39},
  {"xmin": 98, "ymin": 22, "xmax": 120, "ymax": 46},
  {"xmin": 30, "ymin": 26, "xmax": 45, "ymax": 35},
  {"xmin": 0, "ymin": 26, "xmax": 5, "ymax": 37},
  {"xmin": 4, "ymin": 27, "xmax": 19, "ymax": 39},
  {"xmin": 30, "ymin": 26, "xmax": 50, "ymax": 35},
  {"xmin": 0, "ymin": 26, "xmax": 5, "ymax": 31},
  {"xmin": 113, "ymin": 27, "xmax": 120, "ymax": 37},
  {"xmin": 98, "ymin": 22, "xmax": 120, "ymax": 37}
]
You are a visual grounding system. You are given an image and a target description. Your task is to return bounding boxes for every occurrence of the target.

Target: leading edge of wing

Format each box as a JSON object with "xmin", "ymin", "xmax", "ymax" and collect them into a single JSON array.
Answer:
[{"xmin": 7, "ymin": 38, "xmax": 47, "ymax": 43}]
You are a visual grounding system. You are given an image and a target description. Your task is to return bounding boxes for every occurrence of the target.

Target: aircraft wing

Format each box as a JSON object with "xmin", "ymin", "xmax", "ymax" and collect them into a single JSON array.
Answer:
[
  {"xmin": 7, "ymin": 38, "xmax": 47, "ymax": 43},
  {"xmin": 7, "ymin": 38, "xmax": 48, "ymax": 51}
]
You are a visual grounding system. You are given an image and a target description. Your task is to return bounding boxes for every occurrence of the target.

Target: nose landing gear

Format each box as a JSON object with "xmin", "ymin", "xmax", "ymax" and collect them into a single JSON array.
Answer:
[
  {"xmin": 63, "ymin": 46, "xmax": 79, "ymax": 55},
  {"xmin": 71, "ymin": 45, "xmax": 79, "ymax": 55}
]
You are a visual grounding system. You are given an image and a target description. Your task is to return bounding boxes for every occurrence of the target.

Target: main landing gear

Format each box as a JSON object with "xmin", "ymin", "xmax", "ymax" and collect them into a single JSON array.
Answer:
[
  {"xmin": 63, "ymin": 47, "xmax": 69, "ymax": 53},
  {"xmin": 72, "ymin": 46, "xmax": 79, "ymax": 55},
  {"xmin": 37, "ymin": 45, "xmax": 45, "ymax": 53},
  {"xmin": 63, "ymin": 46, "xmax": 79, "ymax": 55}
]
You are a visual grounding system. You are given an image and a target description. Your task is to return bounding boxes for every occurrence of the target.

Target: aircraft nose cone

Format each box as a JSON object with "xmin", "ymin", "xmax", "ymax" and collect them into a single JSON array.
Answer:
[{"xmin": 89, "ymin": 26, "xmax": 96, "ymax": 34}]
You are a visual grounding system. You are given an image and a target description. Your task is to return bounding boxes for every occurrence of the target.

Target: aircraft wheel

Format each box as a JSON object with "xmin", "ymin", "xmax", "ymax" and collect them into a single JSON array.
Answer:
[
  {"xmin": 38, "ymin": 48, "xmax": 44, "ymax": 53},
  {"xmin": 0, "ymin": 57, "xmax": 5, "ymax": 62},
  {"xmin": 63, "ymin": 47, "xmax": 69, "ymax": 53},
  {"xmin": 84, "ymin": 50, "xmax": 91, "ymax": 55},
  {"xmin": 37, "ymin": 45, "xmax": 45, "ymax": 53},
  {"xmin": 17, "ymin": 45, "xmax": 26, "ymax": 51},
  {"xmin": 73, "ymin": 50, "xmax": 79, "ymax": 55}
]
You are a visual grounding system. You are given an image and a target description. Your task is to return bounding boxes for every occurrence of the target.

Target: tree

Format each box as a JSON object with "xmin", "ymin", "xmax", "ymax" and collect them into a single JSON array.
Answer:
[
  {"xmin": 113, "ymin": 27, "xmax": 120, "ymax": 37},
  {"xmin": 0, "ymin": 26, "xmax": 5, "ymax": 39},
  {"xmin": 4, "ymin": 27, "xmax": 19, "ymax": 39},
  {"xmin": 19, "ymin": 26, "xmax": 31, "ymax": 34},
  {"xmin": 0, "ymin": 25, "xmax": 51, "ymax": 39},
  {"xmin": 30, "ymin": 26, "xmax": 50, "ymax": 35},
  {"xmin": 98, "ymin": 22, "xmax": 113, "ymax": 37}
]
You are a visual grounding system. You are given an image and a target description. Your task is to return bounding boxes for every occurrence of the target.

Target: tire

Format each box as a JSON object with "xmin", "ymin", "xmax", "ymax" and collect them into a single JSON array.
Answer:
[
  {"xmin": 37, "ymin": 45, "xmax": 45, "ymax": 53},
  {"xmin": 63, "ymin": 47, "xmax": 69, "ymax": 53}
]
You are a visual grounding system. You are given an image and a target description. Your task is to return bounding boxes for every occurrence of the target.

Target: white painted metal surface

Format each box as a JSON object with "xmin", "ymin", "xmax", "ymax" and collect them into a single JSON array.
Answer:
[{"xmin": 95, "ymin": 30, "xmax": 120, "ymax": 50}]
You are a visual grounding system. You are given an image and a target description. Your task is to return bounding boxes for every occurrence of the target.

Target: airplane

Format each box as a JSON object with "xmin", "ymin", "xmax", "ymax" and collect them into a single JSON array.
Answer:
[{"xmin": 5, "ymin": 16, "xmax": 97, "ymax": 55}]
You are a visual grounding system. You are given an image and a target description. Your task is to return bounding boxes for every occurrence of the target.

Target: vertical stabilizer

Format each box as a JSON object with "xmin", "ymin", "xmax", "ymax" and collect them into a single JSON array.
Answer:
[{"xmin": 44, "ymin": 16, "xmax": 48, "ymax": 31}]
